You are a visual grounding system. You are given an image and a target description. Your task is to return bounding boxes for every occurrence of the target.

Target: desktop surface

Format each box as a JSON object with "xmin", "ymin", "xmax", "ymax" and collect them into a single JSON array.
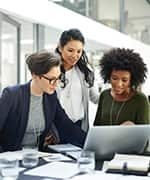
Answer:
[
  {"xmin": 19, "ymin": 152, "xmax": 150, "ymax": 180},
  {"xmin": 15, "ymin": 149, "xmax": 150, "ymax": 179}
]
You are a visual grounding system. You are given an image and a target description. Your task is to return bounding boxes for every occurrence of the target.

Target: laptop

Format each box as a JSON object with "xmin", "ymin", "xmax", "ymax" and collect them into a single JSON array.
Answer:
[{"xmin": 83, "ymin": 125, "xmax": 150, "ymax": 160}]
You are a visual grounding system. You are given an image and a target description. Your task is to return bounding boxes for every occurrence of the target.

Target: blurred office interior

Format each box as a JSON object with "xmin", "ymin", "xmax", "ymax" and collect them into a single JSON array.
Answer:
[{"xmin": 51, "ymin": 0, "xmax": 150, "ymax": 45}]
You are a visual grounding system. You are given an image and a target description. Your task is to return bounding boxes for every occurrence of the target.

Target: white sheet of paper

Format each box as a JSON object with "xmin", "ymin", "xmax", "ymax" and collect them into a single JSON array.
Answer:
[
  {"xmin": 0, "ymin": 150, "xmax": 52, "ymax": 160},
  {"xmin": 114, "ymin": 154, "xmax": 150, "ymax": 161},
  {"xmin": 66, "ymin": 151, "xmax": 82, "ymax": 160},
  {"xmin": 24, "ymin": 161, "xmax": 78, "ymax": 179},
  {"xmin": 0, "ymin": 151, "xmax": 23, "ymax": 160},
  {"xmin": 42, "ymin": 153, "xmax": 71, "ymax": 162},
  {"xmin": 48, "ymin": 143, "xmax": 82, "ymax": 152}
]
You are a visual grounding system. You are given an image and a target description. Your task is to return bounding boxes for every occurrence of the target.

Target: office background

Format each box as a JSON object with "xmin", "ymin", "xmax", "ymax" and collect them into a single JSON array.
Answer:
[{"xmin": 0, "ymin": 0, "xmax": 150, "ymax": 98}]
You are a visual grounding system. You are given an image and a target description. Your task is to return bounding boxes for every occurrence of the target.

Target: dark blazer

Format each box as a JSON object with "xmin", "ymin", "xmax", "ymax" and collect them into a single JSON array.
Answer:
[{"xmin": 0, "ymin": 81, "xmax": 86, "ymax": 152}]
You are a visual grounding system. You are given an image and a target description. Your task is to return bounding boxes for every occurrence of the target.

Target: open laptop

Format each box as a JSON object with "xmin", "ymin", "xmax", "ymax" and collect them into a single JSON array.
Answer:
[{"xmin": 84, "ymin": 125, "xmax": 150, "ymax": 160}]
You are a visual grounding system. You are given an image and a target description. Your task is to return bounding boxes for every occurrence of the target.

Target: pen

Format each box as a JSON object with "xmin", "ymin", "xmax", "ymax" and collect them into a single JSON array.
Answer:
[
  {"xmin": 42, "ymin": 151, "xmax": 77, "ymax": 161},
  {"xmin": 61, "ymin": 151, "xmax": 77, "ymax": 161}
]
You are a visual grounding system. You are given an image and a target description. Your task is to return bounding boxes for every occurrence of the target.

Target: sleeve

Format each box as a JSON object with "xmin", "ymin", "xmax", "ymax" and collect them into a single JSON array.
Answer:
[
  {"xmin": 89, "ymin": 86, "xmax": 99, "ymax": 104},
  {"xmin": 53, "ymin": 98, "xmax": 87, "ymax": 148},
  {"xmin": 136, "ymin": 94, "xmax": 150, "ymax": 124},
  {"xmin": 0, "ymin": 88, "xmax": 13, "ymax": 130},
  {"xmin": 93, "ymin": 92, "xmax": 103, "ymax": 125},
  {"xmin": 0, "ymin": 88, "xmax": 13, "ymax": 152}
]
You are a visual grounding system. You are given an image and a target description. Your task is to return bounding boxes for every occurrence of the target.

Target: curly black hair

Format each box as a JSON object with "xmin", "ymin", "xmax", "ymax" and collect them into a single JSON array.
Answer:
[
  {"xmin": 56, "ymin": 28, "xmax": 94, "ymax": 88},
  {"xmin": 100, "ymin": 48, "xmax": 148, "ymax": 89}
]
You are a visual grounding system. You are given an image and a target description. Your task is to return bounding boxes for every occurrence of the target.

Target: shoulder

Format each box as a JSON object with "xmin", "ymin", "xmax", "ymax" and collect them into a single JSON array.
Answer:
[
  {"xmin": 101, "ymin": 88, "xmax": 111, "ymax": 97},
  {"xmin": 5, "ymin": 82, "xmax": 30, "ymax": 93},
  {"xmin": 97, "ymin": 89, "xmax": 111, "ymax": 104},
  {"xmin": 2, "ymin": 85, "xmax": 21, "ymax": 96},
  {"xmin": 1, "ymin": 82, "xmax": 30, "ymax": 99},
  {"xmin": 134, "ymin": 91, "xmax": 148, "ymax": 101},
  {"xmin": 130, "ymin": 91, "xmax": 149, "ymax": 108},
  {"xmin": 0, "ymin": 85, "xmax": 21, "ymax": 106}
]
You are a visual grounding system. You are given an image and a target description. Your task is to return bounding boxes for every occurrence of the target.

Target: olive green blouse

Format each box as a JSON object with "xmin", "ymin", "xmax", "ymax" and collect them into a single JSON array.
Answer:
[{"xmin": 94, "ymin": 89, "xmax": 150, "ymax": 125}]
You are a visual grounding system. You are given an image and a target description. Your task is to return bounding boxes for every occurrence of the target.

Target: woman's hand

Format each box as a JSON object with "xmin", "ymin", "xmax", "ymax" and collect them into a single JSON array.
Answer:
[
  {"xmin": 43, "ymin": 131, "xmax": 58, "ymax": 146},
  {"xmin": 121, "ymin": 120, "xmax": 135, "ymax": 125}
]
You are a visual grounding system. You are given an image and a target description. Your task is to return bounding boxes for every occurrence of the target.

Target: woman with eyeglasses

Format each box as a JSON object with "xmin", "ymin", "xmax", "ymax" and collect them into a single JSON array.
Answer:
[
  {"xmin": 0, "ymin": 51, "xmax": 86, "ymax": 153},
  {"xmin": 56, "ymin": 28, "xmax": 99, "ymax": 132}
]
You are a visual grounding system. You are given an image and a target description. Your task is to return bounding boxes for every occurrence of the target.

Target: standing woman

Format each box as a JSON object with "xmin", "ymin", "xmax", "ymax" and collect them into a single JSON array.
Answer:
[
  {"xmin": 94, "ymin": 48, "xmax": 150, "ymax": 126},
  {"xmin": 56, "ymin": 28, "xmax": 99, "ymax": 132}
]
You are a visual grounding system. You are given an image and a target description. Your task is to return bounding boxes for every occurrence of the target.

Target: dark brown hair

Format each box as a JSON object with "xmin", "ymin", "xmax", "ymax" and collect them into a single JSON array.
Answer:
[{"xmin": 26, "ymin": 51, "xmax": 61, "ymax": 75}]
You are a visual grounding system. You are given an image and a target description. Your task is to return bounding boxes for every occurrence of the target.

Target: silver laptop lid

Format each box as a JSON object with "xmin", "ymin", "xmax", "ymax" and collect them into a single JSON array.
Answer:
[{"xmin": 84, "ymin": 125, "xmax": 150, "ymax": 160}]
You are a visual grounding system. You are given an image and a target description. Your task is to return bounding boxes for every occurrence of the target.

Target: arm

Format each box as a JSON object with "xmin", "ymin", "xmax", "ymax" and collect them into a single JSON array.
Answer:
[
  {"xmin": 89, "ymin": 86, "xmax": 99, "ymax": 104},
  {"xmin": 120, "ymin": 93, "xmax": 149, "ymax": 125},
  {"xmin": 135, "ymin": 93, "xmax": 150, "ymax": 124},
  {"xmin": 0, "ymin": 88, "xmax": 13, "ymax": 152},
  {"xmin": 0, "ymin": 88, "xmax": 13, "ymax": 130},
  {"xmin": 54, "ymin": 98, "xmax": 86, "ymax": 148},
  {"xmin": 93, "ymin": 92, "xmax": 103, "ymax": 125}
]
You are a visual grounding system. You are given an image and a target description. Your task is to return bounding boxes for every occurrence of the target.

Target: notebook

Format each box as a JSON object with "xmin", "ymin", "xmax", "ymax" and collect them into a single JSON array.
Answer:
[
  {"xmin": 106, "ymin": 153, "xmax": 150, "ymax": 176},
  {"xmin": 84, "ymin": 125, "xmax": 150, "ymax": 160}
]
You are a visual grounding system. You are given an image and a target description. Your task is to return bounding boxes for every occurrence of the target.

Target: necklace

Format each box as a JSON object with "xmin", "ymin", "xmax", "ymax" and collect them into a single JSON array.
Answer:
[
  {"xmin": 65, "ymin": 68, "xmax": 74, "ymax": 98},
  {"xmin": 31, "ymin": 95, "xmax": 43, "ymax": 148},
  {"xmin": 59, "ymin": 66, "xmax": 83, "ymax": 122},
  {"xmin": 33, "ymin": 118, "xmax": 42, "ymax": 148},
  {"xmin": 110, "ymin": 100, "xmax": 126, "ymax": 125}
]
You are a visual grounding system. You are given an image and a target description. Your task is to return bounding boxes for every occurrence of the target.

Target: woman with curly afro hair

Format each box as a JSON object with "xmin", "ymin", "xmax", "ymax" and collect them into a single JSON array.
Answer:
[{"xmin": 94, "ymin": 48, "xmax": 149, "ymax": 125}]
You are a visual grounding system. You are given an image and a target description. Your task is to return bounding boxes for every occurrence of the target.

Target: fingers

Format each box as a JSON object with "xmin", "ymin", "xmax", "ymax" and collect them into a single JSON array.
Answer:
[
  {"xmin": 44, "ymin": 134, "xmax": 58, "ymax": 146},
  {"xmin": 121, "ymin": 121, "xmax": 135, "ymax": 125}
]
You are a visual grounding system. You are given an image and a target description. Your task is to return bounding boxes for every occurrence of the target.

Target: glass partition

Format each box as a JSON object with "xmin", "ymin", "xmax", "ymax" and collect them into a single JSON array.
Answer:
[{"xmin": 0, "ymin": 13, "xmax": 20, "ymax": 91}]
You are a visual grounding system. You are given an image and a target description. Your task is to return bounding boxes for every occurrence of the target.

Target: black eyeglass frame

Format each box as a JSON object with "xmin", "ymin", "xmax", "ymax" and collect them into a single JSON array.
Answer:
[{"xmin": 41, "ymin": 75, "xmax": 61, "ymax": 85}]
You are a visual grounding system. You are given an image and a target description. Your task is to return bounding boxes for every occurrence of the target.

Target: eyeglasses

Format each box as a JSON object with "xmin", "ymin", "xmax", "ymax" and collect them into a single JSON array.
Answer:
[{"xmin": 41, "ymin": 75, "xmax": 60, "ymax": 85}]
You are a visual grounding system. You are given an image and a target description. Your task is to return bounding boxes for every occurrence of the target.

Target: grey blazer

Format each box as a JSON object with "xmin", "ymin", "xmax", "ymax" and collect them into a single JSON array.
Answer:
[{"xmin": 76, "ymin": 66, "xmax": 99, "ymax": 131}]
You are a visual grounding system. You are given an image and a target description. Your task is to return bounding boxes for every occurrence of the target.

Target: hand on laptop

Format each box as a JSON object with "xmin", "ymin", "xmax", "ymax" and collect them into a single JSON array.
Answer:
[{"xmin": 121, "ymin": 121, "xmax": 135, "ymax": 126}]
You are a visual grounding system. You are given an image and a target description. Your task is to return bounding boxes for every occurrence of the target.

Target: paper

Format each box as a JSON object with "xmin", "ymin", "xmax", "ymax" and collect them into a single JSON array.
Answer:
[
  {"xmin": 48, "ymin": 143, "xmax": 82, "ymax": 152},
  {"xmin": 114, "ymin": 154, "xmax": 150, "ymax": 161},
  {"xmin": 0, "ymin": 151, "xmax": 23, "ymax": 160},
  {"xmin": 42, "ymin": 153, "xmax": 71, "ymax": 162},
  {"xmin": 24, "ymin": 161, "xmax": 79, "ymax": 179},
  {"xmin": 0, "ymin": 150, "xmax": 52, "ymax": 160},
  {"xmin": 66, "ymin": 151, "xmax": 82, "ymax": 160}
]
